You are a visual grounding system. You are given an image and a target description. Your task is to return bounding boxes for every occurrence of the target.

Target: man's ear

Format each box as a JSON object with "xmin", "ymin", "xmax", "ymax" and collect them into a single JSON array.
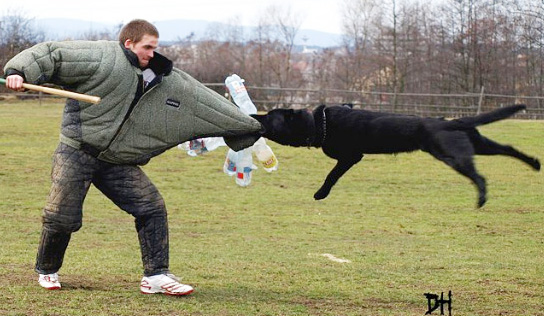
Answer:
[{"xmin": 124, "ymin": 39, "xmax": 133, "ymax": 49}]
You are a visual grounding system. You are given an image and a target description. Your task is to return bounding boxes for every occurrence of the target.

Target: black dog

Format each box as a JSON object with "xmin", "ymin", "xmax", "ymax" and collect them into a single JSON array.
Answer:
[{"xmin": 252, "ymin": 104, "xmax": 540, "ymax": 207}]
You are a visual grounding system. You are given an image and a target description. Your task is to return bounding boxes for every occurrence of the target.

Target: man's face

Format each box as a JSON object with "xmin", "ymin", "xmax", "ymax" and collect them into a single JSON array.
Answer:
[{"xmin": 124, "ymin": 34, "xmax": 158, "ymax": 68}]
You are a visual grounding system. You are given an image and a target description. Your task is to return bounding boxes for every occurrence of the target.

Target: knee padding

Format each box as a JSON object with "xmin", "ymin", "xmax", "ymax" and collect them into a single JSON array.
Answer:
[{"xmin": 42, "ymin": 209, "xmax": 83, "ymax": 233}]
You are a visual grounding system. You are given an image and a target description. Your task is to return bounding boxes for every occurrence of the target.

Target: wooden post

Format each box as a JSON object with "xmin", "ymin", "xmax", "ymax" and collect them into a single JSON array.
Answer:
[{"xmin": 477, "ymin": 86, "xmax": 485, "ymax": 115}]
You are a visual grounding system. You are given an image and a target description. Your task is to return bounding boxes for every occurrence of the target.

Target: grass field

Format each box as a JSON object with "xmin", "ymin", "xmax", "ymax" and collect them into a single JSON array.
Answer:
[{"xmin": 0, "ymin": 100, "xmax": 543, "ymax": 316}]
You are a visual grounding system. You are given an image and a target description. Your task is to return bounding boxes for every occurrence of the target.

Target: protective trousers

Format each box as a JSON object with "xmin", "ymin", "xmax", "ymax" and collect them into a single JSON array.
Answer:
[{"xmin": 36, "ymin": 143, "xmax": 169, "ymax": 276}]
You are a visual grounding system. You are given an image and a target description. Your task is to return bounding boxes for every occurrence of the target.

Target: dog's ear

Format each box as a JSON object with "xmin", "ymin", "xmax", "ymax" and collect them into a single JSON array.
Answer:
[
  {"xmin": 293, "ymin": 109, "xmax": 310, "ymax": 120},
  {"xmin": 284, "ymin": 109, "xmax": 295, "ymax": 117},
  {"xmin": 296, "ymin": 109, "xmax": 316, "ymax": 146}
]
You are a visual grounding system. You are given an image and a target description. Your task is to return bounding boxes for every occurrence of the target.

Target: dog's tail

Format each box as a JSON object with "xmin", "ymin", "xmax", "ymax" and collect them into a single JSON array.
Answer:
[{"xmin": 448, "ymin": 104, "xmax": 526, "ymax": 129}]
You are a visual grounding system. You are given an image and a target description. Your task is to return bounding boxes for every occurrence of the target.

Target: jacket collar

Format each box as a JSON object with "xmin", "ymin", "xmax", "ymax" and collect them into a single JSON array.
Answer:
[{"xmin": 120, "ymin": 43, "xmax": 173, "ymax": 76}]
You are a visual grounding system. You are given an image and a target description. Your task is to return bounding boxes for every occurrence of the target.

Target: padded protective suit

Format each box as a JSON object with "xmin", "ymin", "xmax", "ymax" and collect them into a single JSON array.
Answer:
[{"xmin": 4, "ymin": 40, "xmax": 261, "ymax": 276}]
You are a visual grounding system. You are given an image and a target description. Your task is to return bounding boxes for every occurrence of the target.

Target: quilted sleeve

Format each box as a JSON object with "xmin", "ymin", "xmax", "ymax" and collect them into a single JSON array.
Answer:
[{"xmin": 3, "ymin": 41, "xmax": 103, "ymax": 88}]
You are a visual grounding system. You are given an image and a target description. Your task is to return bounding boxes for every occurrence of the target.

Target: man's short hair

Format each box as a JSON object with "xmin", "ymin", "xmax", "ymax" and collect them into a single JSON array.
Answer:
[{"xmin": 119, "ymin": 19, "xmax": 159, "ymax": 44}]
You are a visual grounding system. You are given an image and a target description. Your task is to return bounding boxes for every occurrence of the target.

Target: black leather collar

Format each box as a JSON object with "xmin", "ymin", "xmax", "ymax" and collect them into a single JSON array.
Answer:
[{"xmin": 310, "ymin": 105, "xmax": 328, "ymax": 148}]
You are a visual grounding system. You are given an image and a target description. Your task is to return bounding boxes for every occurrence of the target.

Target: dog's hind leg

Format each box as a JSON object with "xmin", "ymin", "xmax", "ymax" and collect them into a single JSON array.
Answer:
[
  {"xmin": 435, "ymin": 154, "xmax": 488, "ymax": 208},
  {"xmin": 470, "ymin": 133, "xmax": 541, "ymax": 171},
  {"xmin": 314, "ymin": 157, "xmax": 362, "ymax": 200},
  {"xmin": 454, "ymin": 159, "xmax": 487, "ymax": 208},
  {"xmin": 427, "ymin": 134, "xmax": 487, "ymax": 207}
]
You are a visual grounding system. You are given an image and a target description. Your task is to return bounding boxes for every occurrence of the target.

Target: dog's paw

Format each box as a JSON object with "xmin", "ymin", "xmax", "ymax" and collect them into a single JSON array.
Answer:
[
  {"xmin": 533, "ymin": 158, "xmax": 541, "ymax": 171},
  {"xmin": 314, "ymin": 189, "xmax": 329, "ymax": 200},
  {"xmin": 477, "ymin": 196, "xmax": 487, "ymax": 208}
]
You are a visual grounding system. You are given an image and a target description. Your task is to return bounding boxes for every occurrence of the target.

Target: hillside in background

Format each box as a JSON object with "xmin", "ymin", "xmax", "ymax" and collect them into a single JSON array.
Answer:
[{"xmin": 34, "ymin": 18, "xmax": 344, "ymax": 47}]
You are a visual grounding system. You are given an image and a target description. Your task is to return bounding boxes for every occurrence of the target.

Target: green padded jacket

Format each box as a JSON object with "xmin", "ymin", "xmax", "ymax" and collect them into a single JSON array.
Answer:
[{"xmin": 4, "ymin": 40, "xmax": 262, "ymax": 164}]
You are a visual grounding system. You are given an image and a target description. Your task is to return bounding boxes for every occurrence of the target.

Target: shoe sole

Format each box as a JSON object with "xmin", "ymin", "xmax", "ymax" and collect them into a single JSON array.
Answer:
[{"xmin": 141, "ymin": 289, "xmax": 194, "ymax": 296}]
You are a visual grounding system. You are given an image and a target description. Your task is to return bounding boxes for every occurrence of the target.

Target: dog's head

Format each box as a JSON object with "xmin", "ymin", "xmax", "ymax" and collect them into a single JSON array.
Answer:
[{"xmin": 251, "ymin": 108, "xmax": 316, "ymax": 147}]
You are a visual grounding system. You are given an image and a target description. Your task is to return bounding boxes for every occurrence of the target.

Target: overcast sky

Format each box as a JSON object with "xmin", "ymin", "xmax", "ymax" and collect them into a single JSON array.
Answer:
[{"xmin": 4, "ymin": 0, "xmax": 345, "ymax": 34}]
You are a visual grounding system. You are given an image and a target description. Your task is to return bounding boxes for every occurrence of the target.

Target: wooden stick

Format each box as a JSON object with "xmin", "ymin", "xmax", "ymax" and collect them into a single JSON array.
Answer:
[{"xmin": 0, "ymin": 78, "xmax": 101, "ymax": 104}]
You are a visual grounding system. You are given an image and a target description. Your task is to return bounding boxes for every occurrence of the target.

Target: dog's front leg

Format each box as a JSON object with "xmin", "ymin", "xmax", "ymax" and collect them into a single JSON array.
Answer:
[{"xmin": 314, "ymin": 158, "xmax": 361, "ymax": 200}]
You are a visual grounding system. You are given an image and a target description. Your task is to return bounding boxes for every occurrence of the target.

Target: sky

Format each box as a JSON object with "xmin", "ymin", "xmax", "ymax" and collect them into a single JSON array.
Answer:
[{"xmin": 4, "ymin": 0, "xmax": 345, "ymax": 35}]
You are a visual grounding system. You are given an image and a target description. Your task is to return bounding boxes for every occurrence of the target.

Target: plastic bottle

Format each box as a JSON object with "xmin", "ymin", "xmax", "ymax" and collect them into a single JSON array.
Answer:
[
  {"xmin": 224, "ymin": 74, "xmax": 257, "ymax": 115},
  {"xmin": 223, "ymin": 149, "xmax": 238, "ymax": 176},
  {"xmin": 179, "ymin": 137, "xmax": 226, "ymax": 156},
  {"xmin": 200, "ymin": 137, "xmax": 226, "ymax": 152},
  {"xmin": 235, "ymin": 147, "xmax": 256, "ymax": 187},
  {"xmin": 188, "ymin": 139, "xmax": 206, "ymax": 156},
  {"xmin": 252, "ymin": 138, "xmax": 278, "ymax": 172},
  {"xmin": 224, "ymin": 74, "xmax": 278, "ymax": 185}
]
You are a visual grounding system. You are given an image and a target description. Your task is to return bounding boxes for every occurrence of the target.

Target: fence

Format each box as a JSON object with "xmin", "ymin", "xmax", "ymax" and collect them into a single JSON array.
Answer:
[
  {"xmin": 2, "ymin": 86, "xmax": 544, "ymax": 119},
  {"xmin": 225, "ymin": 86, "xmax": 544, "ymax": 120}
]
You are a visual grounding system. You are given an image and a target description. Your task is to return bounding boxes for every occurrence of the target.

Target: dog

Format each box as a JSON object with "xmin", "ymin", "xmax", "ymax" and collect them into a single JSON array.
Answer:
[{"xmin": 251, "ymin": 104, "xmax": 540, "ymax": 207}]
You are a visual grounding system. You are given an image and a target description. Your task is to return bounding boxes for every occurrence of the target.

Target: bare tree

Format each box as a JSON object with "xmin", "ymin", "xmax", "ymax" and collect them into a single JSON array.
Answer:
[
  {"xmin": 513, "ymin": 0, "xmax": 544, "ymax": 100},
  {"xmin": 259, "ymin": 5, "xmax": 303, "ymax": 86},
  {"xmin": 339, "ymin": 0, "xmax": 384, "ymax": 92},
  {"xmin": 242, "ymin": 4, "xmax": 304, "ymax": 107},
  {"xmin": 78, "ymin": 23, "xmax": 123, "ymax": 41},
  {"xmin": 0, "ymin": 10, "xmax": 45, "ymax": 76}
]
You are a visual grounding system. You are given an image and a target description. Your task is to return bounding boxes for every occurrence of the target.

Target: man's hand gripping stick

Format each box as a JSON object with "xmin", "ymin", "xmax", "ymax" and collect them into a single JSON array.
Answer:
[{"xmin": 1, "ymin": 78, "xmax": 101, "ymax": 104}]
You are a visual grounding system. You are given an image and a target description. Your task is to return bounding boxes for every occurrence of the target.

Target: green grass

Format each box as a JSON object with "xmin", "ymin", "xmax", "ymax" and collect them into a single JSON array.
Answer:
[{"xmin": 0, "ymin": 100, "xmax": 543, "ymax": 315}]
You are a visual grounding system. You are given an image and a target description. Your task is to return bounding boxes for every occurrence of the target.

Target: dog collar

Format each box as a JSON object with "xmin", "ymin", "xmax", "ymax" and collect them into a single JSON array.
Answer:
[
  {"xmin": 321, "ymin": 107, "xmax": 327, "ymax": 145},
  {"xmin": 310, "ymin": 105, "xmax": 327, "ymax": 148}
]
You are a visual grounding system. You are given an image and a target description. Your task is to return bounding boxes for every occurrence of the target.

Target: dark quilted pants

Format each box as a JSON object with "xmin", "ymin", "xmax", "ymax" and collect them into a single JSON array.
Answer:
[{"xmin": 36, "ymin": 143, "xmax": 169, "ymax": 276}]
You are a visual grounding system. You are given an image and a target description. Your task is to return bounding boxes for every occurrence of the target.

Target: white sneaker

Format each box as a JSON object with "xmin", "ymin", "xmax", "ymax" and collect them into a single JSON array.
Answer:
[
  {"xmin": 140, "ymin": 274, "xmax": 194, "ymax": 296},
  {"xmin": 38, "ymin": 273, "xmax": 61, "ymax": 290}
]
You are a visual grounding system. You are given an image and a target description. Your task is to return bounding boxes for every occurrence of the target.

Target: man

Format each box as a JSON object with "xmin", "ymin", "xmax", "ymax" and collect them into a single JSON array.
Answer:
[{"xmin": 3, "ymin": 19, "xmax": 261, "ymax": 295}]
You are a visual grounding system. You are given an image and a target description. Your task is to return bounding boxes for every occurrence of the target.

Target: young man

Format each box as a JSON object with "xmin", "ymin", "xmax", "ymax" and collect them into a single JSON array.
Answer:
[{"xmin": 3, "ymin": 19, "xmax": 261, "ymax": 295}]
